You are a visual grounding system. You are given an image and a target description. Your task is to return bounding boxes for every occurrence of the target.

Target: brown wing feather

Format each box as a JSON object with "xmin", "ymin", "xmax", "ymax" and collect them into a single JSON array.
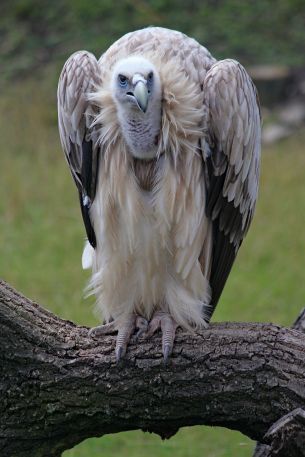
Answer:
[
  {"xmin": 57, "ymin": 51, "xmax": 102, "ymax": 247},
  {"xmin": 203, "ymin": 59, "xmax": 261, "ymax": 315}
]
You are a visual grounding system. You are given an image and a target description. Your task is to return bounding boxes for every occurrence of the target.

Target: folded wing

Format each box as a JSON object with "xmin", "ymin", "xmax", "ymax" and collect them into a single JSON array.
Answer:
[
  {"xmin": 57, "ymin": 51, "xmax": 101, "ymax": 247},
  {"xmin": 204, "ymin": 59, "xmax": 261, "ymax": 314}
]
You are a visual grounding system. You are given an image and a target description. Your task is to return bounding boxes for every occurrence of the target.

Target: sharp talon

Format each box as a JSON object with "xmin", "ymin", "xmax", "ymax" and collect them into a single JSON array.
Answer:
[
  {"xmin": 142, "ymin": 311, "xmax": 179, "ymax": 361},
  {"xmin": 163, "ymin": 343, "xmax": 172, "ymax": 364},
  {"xmin": 115, "ymin": 345, "xmax": 125, "ymax": 362}
]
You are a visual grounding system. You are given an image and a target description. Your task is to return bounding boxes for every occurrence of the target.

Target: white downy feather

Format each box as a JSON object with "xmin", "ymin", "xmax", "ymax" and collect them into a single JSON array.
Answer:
[{"xmin": 82, "ymin": 241, "xmax": 94, "ymax": 269}]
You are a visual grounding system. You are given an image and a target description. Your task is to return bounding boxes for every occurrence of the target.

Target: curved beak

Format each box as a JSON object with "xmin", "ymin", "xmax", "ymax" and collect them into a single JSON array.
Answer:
[{"xmin": 133, "ymin": 80, "xmax": 148, "ymax": 113}]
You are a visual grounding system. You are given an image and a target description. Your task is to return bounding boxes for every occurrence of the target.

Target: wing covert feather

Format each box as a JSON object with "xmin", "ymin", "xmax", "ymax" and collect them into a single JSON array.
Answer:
[{"xmin": 204, "ymin": 59, "xmax": 261, "ymax": 313}]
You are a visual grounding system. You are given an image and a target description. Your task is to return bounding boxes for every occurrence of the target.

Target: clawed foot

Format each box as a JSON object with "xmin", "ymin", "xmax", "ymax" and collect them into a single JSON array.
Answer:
[
  {"xmin": 144, "ymin": 311, "xmax": 178, "ymax": 363},
  {"xmin": 89, "ymin": 314, "xmax": 148, "ymax": 362},
  {"xmin": 89, "ymin": 311, "xmax": 178, "ymax": 363}
]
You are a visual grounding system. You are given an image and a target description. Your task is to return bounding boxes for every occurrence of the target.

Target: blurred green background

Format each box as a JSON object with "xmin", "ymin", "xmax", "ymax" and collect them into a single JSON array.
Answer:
[
  {"xmin": 1, "ymin": 0, "xmax": 305, "ymax": 82},
  {"xmin": 1, "ymin": 1, "xmax": 305, "ymax": 456}
]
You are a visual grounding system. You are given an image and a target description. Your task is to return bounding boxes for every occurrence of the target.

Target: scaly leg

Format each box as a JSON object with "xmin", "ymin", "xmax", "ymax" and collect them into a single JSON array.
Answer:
[
  {"xmin": 89, "ymin": 314, "xmax": 148, "ymax": 362},
  {"xmin": 145, "ymin": 311, "xmax": 178, "ymax": 362}
]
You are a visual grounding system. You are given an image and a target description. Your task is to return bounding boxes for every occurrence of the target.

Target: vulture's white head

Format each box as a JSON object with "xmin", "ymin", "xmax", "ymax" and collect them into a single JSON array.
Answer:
[{"xmin": 111, "ymin": 56, "xmax": 162, "ymax": 160}]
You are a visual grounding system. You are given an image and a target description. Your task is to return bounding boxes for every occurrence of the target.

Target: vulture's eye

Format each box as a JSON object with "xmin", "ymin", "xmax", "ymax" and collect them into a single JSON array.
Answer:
[
  {"xmin": 118, "ymin": 74, "xmax": 128, "ymax": 87},
  {"xmin": 147, "ymin": 72, "xmax": 153, "ymax": 83}
]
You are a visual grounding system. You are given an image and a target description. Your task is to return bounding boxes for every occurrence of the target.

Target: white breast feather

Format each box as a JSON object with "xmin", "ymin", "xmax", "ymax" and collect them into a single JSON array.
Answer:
[{"xmin": 86, "ymin": 53, "xmax": 212, "ymax": 331}]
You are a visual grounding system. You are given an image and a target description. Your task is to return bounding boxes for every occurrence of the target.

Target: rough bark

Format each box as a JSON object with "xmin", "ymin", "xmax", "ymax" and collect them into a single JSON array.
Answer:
[
  {"xmin": 253, "ymin": 308, "xmax": 305, "ymax": 457},
  {"xmin": 1, "ymin": 279, "xmax": 305, "ymax": 457}
]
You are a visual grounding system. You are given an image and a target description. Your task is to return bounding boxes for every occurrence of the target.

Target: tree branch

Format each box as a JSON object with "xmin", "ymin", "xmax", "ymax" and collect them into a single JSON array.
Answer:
[
  {"xmin": 253, "ymin": 308, "xmax": 305, "ymax": 457},
  {"xmin": 1, "ymin": 279, "xmax": 305, "ymax": 457}
]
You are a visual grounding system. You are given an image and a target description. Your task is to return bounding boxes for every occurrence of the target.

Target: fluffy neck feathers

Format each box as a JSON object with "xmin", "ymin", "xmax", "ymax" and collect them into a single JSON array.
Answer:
[
  {"xmin": 117, "ymin": 104, "xmax": 161, "ymax": 160},
  {"xmin": 90, "ymin": 53, "xmax": 204, "ymax": 176}
]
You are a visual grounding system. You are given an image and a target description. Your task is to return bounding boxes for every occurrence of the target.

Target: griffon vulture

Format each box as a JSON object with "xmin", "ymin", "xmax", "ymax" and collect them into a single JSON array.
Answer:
[{"xmin": 57, "ymin": 27, "xmax": 261, "ymax": 361}]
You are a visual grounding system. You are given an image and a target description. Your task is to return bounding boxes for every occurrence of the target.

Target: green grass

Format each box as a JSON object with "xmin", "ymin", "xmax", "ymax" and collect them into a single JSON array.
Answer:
[
  {"xmin": 64, "ymin": 428, "xmax": 252, "ymax": 457},
  {"xmin": 1, "ymin": 76, "xmax": 305, "ymax": 456}
]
